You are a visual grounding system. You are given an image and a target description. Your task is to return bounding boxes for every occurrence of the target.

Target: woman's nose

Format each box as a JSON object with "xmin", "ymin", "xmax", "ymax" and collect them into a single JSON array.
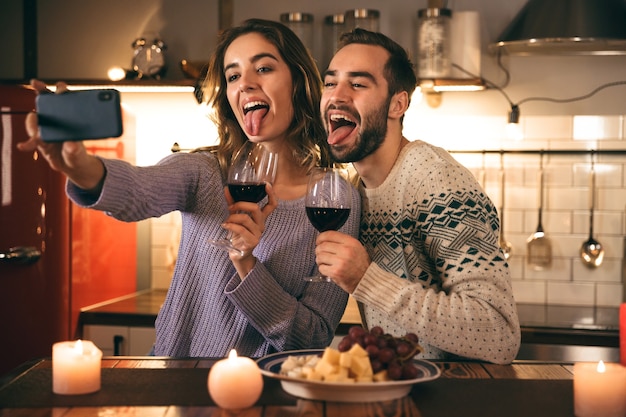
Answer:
[{"xmin": 238, "ymin": 72, "xmax": 256, "ymax": 93}]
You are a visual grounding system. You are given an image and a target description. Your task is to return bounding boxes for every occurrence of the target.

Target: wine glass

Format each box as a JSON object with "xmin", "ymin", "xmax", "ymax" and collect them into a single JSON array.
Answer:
[
  {"xmin": 208, "ymin": 141, "xmax": 278, "ymax": 255},
  {"xmin": 304, "ymin": 167, "xmax": 352, "ymax": 282}
]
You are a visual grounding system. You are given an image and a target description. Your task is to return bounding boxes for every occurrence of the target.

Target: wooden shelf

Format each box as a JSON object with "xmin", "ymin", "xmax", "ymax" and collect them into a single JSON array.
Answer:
[{"xmin": 0, "ymin": 79, "xmax": 196, "ymax": 87}]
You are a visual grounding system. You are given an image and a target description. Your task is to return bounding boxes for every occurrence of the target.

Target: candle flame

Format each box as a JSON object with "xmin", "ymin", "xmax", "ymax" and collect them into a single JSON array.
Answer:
[
  {"xmin": 74, "ymin": 339, "xmax": 84, "ymax": 355},
  {"xmin": 597, "ymin": 360, "xmax": 606, "ymax": 373},
  {"xmin": 228, "ymin": 349, "xmax": 238, "ymax": 360}
]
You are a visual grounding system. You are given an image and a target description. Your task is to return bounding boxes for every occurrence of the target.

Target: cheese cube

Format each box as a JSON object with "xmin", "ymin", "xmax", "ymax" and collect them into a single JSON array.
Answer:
[
  {"xmin": 349, "ymin": 355, "xmax": 373, "ymax": 377},
  {"xmin": 339, "ymin": 351, "xmax": 352, "ymax": 368},
  {"xmin": 347, "ymin": 343, "xmax": 369, "ymax": 357},
  {"xmin": 314, "ymin": 358, "xmax": 337, "ymax": 376},
  {"xmin": 321, "ymin": 347, "xmax": 341, "ymax": 364}
]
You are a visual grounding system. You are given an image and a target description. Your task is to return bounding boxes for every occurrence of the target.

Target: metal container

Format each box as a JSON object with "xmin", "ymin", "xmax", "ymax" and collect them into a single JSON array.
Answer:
[
  {"xmin": 344, "ymin": 9, "xmax": 380, "ymax": 33},
  {"xmin": 280, "ymin": 12, "xmax": 314, "ymax": 54},
  {"xmin": 416, "ymin": 7, "xmax": 452, "ymax": 78}
]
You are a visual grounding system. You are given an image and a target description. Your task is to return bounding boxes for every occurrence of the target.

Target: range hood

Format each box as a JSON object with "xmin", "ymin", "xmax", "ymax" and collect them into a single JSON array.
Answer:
[{"xmin": 490, "ymin": 0, "xmax": 626, "ymax": 55}]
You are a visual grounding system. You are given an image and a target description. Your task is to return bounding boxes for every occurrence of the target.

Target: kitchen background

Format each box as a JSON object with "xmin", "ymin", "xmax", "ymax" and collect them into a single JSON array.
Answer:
[{"xmin": 1, "ymin": 0, "xmax": 625, "ymax": 368}]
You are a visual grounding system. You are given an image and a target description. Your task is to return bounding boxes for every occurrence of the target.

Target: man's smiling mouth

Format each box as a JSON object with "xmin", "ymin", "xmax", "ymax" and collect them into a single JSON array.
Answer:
[{"xmin": 327, "ymin": 112, "xmax": 357, "ymax": 145}]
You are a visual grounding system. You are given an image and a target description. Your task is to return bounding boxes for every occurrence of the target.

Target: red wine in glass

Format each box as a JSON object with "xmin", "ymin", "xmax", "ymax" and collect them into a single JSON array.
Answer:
[
  {"xmin": 227, "ymin": 183, "xmax": 267, "ymax": 203},
  {"xmin": 305, "ymin": 207, "xmax": 350, "ymax": 232},
  {"xmin": 304, "ymin": 167, "xmax": 352, "ymax": 282},
  {"xmin": 208, "ymin": 142, "xmax": 277, "ymax": 255}
]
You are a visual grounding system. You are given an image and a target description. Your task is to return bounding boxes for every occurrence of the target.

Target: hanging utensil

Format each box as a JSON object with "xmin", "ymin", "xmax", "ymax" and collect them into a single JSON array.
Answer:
[
  {"xmin": 580, "ymin": 155, "xmax": 604, "ymax": 268},
  {"xmin": 478, "ymin": 151, "xmax": 486, "ymax": 189},
  {"xmin": 527, "ymin": 153, "xmax": 552, "ymax": 270},
  {"xmin": 499, "ymin": 153, "xmax": 512, "ymax": 259}
]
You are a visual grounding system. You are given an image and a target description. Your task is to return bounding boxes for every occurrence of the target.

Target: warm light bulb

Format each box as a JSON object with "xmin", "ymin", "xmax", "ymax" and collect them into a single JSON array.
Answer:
[
  {"xmin": 506, "ymin": 104, "xmax": 524, "ymax": 140},
  {"xmin": 506, "ymin": 122, "xmax": 524, "ymax": 141},
  {"xmin": 107, "ymin": 66, "xmax": 127, "ymax": 81},
  {"xmin": 597, "ymin": 360, "xmax": 606, "ymax": 373}
]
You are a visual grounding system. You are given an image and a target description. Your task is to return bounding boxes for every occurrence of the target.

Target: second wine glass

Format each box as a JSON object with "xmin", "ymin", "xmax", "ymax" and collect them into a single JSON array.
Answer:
[
  {"xmin": 208, "ymin": 141, "xmax": 278, "ymax": 255},
  {"xmin": 304, "ymin": 167, "xmax": 352, "ymax": 282}
]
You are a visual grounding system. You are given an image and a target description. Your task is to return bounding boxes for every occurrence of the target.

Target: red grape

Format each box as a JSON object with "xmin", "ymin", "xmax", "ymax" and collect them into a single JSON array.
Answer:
[
  {"xmin": 395, "ymin": 341, "xmax": 411, "ymax": 357},
  {"xmin": 365, "ymin": 344, "xmax": 379, "ymax": 358},
  {"xmin": 337, "ymin": 337, "xmax": 353, "ymax": 352},
  {"xmin": 378, "ymin": 347, "xmax": 395, "ymax": 364},
  {"xmin": 387, "ymin": 363, "xmax": 402, "ymax": 380},
  {"xmin": 348, "ymin": 326, "xmax": 365, "ymax": 339},
  {"xmin": 370, "ymin": 326, "xmax": 384, "ymax": 337},
  {"xmin": 401, "ymin": 363, "xmax": 419, "ymax": 379}
]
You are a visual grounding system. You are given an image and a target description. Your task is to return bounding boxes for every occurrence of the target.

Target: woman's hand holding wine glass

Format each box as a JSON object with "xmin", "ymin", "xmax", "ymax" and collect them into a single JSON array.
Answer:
[
  {"xmin": 304, "ymin": 167, "xmax": 352, "ymax": 282},
  {"xmin": 208, "ymin": 141, "xmax": 278, "ymax": 256}
]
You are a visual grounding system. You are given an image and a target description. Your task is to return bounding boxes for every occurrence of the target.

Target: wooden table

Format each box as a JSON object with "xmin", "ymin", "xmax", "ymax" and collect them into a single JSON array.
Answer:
[{"xmin": 0, "ymin": 357, "xmax": 576, "ymax": 417}]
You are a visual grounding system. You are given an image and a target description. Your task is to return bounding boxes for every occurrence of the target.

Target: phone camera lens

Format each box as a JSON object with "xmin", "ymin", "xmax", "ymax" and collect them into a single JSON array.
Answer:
[{"xmin": 98, "ymin": 91, "xmax": 112, "ymax": 101}]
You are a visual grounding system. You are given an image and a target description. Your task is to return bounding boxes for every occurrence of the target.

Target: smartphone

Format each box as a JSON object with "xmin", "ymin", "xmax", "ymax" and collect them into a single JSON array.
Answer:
[{"xmin": 36, "ymin": 89, "xmax": 123, "ymax": 142}]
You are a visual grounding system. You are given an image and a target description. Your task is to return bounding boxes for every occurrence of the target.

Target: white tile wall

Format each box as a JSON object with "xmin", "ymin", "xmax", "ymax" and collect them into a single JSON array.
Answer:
[
  {"xmin": 441, "ymin": 114, "xmax": 625, "ymax": 307},
  {"xmin": 127, "ymin": 91, "xmax": 625, "ymax": 308}
]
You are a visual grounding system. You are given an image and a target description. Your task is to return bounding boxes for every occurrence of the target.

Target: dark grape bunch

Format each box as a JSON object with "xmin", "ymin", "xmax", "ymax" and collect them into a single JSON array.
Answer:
[{"xmin": 337, "ymin": 325, "xmax": 423, "ymax": 381}]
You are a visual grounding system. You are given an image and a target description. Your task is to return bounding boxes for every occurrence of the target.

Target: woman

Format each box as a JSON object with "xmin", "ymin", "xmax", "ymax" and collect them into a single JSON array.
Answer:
[{"xmin": 19, "ymin": 19, "xmax": 361, "ymax": 358}]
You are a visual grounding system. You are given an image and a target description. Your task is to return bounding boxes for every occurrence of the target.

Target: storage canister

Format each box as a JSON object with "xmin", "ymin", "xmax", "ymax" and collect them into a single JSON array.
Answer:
[
  {"xmin": 280, "ymin": 12, "xmax": 314, "ymax": 54},
  {"xmin": 416, "ymin": 7, "xmax": 452, "ymax": 78},
  {"xmin": 322, "ymin": 13, "xmax": 345, "ymax": 70},
  {"xmin": 344, "ymin": 9, "xmax": 380, "ymax": 33}
]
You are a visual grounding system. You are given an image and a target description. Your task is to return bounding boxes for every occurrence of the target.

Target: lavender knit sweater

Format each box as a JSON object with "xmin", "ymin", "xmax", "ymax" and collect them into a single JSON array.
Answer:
[{"xmin": 68, "ymin": 151, "xmax": 361, "ymax": 358}]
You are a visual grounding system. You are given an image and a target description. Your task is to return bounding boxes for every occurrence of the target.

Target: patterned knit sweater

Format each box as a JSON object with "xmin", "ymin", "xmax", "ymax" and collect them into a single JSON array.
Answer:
[
  {"xmin": 67, "ymin": 151, "xmax": 361, "ymax": 358},
  {"xmin": 353, "ymin": 140, "xmax": 520, "ymax": 364}
]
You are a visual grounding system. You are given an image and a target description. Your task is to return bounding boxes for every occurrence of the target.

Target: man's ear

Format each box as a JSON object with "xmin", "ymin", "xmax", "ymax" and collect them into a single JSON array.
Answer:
[{"xmin": 388, "ymin": 91, "xmax": 410, "ymax": 119}]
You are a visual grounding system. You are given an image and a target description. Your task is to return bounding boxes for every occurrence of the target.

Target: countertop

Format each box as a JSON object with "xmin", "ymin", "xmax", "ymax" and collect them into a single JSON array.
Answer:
[
  {"xmin": 79, "ymin": 288, "xmax": 362, "ymax": 328},
  {"xmin": 0, "ymin": 357, "xmax": 578, "ymax": 417},
  {"xmin": 79, "ymin": 290, "xmax": 620, "ymax": 349}
]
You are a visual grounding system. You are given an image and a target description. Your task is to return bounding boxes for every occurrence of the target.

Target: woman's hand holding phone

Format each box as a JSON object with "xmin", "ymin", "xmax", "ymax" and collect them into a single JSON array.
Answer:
[{"xmin": 17, "ymin": 80, "xmax": 106, "ymax": 191}]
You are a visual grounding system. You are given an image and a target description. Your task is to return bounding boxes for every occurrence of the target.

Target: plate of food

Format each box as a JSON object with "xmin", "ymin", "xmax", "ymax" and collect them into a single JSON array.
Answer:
[{"xmin": 256, "ymin": 348, "xmax": 441, "ymax": 402}]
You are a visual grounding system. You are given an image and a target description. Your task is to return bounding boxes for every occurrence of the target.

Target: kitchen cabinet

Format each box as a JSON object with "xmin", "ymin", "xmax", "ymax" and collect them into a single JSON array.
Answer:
[
  {"xmin": 79, "ymin": 289, "xmax": 164, "ymax": 355},
  {"xmin": 82, "ymin": 324, "xmax": 155, "ymax": 356}
]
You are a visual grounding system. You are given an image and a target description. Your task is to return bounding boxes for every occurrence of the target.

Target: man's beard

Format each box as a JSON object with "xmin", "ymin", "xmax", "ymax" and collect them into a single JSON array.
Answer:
[{"xmin": 330, "ymin": 99, "xmax": 390, "ymax": 163}]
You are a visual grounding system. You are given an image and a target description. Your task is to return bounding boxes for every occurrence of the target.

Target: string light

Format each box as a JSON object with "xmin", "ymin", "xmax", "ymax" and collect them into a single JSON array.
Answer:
[{"xmin": 454, "ymin": 56, "xmax": 626, "ymax": 141}]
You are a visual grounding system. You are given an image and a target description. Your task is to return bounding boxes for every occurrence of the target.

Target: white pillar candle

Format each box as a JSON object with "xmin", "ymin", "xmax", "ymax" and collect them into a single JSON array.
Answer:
[
  {"xmin": 52, "ymin": 340, "xmax": 103, "ymax": 395},
  {"xmin": 574, "ymin": 361, "xmax": 626, "ymax": 417},
  {"xmin": 208, "ymin": 349, "xmax": 264, "ymax": 410}
]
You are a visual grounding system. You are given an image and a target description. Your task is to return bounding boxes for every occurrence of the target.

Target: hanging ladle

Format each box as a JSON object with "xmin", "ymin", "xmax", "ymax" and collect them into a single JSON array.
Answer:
[
  {"xmin": 580, "ymin": 155, "xmax": 604, "ymax": 268},
  {"xmin": 498, "ymin": 153, "xmax": 512, "ymax": 259}
]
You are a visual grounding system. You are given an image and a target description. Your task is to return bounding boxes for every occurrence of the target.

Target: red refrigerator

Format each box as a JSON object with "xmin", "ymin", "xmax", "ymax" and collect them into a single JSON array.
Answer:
[
  {"xmin": 0, "ymin": 84, "xmax": 71, "ymax": 375},
  {"xmin": 0, "ymin": 84, "xmax": 137, "ymax": 376}
]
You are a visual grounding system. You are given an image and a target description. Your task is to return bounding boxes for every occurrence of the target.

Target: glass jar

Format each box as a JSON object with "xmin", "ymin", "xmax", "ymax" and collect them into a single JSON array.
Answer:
[
  {"xmin": 322, "ymin": 13, "xmax": 345, "ymax": 70},
  {"xmin": 344, "ymin": 9, "xmax": 380, "ymax": 33},
  {"xmin": 280, "ymin": 12, "xmax": 314, "ymax": 54},
  {"xmin": 416, "ymin": 7, "xmax": 452, "ymax": 78}
]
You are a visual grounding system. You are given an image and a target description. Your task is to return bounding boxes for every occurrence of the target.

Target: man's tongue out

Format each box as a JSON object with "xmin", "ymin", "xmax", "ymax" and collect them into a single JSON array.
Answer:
[
  {"xmin": 327, "ymin": 125, "xmax": 355, "ymax": 145},
  {"xmin": 327, "ymin": 120, "xmax": 357, "ymax": 145},
  {"xmin": 244, "ymin": 107, "xmax": 268, "ymax": 137}
]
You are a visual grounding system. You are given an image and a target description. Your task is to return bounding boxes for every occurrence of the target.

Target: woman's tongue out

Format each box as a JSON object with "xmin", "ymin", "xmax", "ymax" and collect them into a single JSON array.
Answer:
[{"xmin": 244, "ymin": 105, "xmax": 269, "ymax": 137}]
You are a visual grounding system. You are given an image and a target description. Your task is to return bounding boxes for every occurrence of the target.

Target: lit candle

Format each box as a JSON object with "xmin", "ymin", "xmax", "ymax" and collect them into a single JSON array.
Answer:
[
  {"xmin": 207, "ymin": 349, "xmax": 264, "ymax": 410},
  {"xmin": 574, "ymin": 361, "xmax": 626, "ymax": 417},
  {"xmin": 52, "ymin": 340, "xmax": 103, "ymax": 395},
  {"xmin": 619, "ymin": 303, "xmax": 626, "ymax": 366}
]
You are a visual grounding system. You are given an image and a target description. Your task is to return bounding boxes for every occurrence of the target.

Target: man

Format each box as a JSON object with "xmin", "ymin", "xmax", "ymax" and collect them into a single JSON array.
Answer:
[{"xmin": 316, "ymin": 29, "xmax": 520, "ymax": 364}]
